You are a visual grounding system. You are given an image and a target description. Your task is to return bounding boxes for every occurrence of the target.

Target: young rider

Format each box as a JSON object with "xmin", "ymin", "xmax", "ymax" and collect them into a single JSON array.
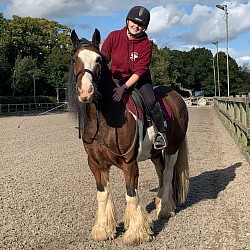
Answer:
[{"xmin": 101, "ymin": 6, "xmax": 167, "ymax": 150}]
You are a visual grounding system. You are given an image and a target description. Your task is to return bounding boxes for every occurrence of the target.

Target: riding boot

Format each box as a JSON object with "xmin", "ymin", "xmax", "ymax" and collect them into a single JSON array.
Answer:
[{"xmin": 149, "ymin": 102, "xmax": 168, "ymax": 150}]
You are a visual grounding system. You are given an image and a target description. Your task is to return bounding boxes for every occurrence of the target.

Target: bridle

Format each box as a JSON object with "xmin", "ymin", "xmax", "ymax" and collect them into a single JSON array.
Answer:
[
  {"xmin": 75, "ymin": 68, "xmax": 99, "ymax": 85},
  {"xmin": 73, "ymin": 43, "xmax": 102, "ymax": 88}
]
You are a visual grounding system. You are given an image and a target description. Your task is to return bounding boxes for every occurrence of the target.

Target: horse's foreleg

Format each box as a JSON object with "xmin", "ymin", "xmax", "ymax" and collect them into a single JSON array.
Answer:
[
  {"xmin": 156, "ymin": 152, "xmax": 178, "ymax": 219},
  {"xmin": 122, "ymin": 164, "xmax": 152, "ymax": 245},
  {"xmin": 89, "ymin": 160, "xmax": 117, "ymax": 241}
]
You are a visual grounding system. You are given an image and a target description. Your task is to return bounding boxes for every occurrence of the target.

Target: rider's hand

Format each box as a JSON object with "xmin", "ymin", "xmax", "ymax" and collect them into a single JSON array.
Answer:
[{"xmin": 112, "ymin": 84, "xmax": 127, "ymax": 102}]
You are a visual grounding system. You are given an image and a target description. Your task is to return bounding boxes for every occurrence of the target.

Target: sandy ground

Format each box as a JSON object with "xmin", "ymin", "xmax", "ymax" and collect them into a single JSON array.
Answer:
[{"xmin": 0, "ymin": 107, "xmax": 250, "ymax": 250}]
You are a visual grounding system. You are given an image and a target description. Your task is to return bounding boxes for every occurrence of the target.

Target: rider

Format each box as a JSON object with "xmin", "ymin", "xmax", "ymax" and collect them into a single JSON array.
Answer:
[{"xmin": 101, "ymin": 6, "xmax": 167, "ymax": 150}]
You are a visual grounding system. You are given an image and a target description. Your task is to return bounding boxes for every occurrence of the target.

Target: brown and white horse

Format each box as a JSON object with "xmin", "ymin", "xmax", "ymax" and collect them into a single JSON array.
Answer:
[{"xmin": 68, "ymin": 29, "xmax": 189, "ymax": 245}]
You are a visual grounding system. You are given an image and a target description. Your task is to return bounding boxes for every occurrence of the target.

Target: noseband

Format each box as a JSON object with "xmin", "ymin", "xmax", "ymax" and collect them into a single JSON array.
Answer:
[
  {"xmin": 75, "ymin": 68, "xmax": 99, "ymax": 84},
  {"xmin": 73, "ymin": 42, "xmax": 102, "ymax": 87}
]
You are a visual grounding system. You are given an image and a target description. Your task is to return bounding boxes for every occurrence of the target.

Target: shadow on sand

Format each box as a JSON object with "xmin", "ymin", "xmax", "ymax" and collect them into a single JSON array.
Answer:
[{"xmin": 147, "ymin": 162, "xmax": 242, "ymax": 236}]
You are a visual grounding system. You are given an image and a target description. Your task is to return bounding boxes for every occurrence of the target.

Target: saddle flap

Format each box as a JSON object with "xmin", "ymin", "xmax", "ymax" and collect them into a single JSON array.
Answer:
[{"xmin": 122, "ymin": 92, "xmax": 172, "ymax": 125}]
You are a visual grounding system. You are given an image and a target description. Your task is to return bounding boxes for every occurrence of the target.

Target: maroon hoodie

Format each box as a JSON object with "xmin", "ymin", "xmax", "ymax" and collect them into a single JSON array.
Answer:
[{"xmin": 101, "ymin": 27, "xmax": 152, "ymax": 83}]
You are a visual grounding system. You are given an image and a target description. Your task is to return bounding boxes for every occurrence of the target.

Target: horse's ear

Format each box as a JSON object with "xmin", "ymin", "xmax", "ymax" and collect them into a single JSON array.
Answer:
[
  {"xmin": 92, "ymin": 28, "xmax": 101, "ymax": 47},
  {"xmin": 71, "ymin": 29, "xmax": 79, "ymax": 49}
]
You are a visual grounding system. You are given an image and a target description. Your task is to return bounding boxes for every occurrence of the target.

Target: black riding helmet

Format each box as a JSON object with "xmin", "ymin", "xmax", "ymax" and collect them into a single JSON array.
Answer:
[{"xmin": 126, "ymin": 6, "xmax": 150, "ymax": 29}]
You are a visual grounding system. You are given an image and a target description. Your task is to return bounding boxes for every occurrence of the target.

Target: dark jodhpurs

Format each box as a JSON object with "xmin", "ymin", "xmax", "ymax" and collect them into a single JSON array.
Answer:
[{"xmin": 134, "ymin": 80, "xmax": 156, "ymax": 112}]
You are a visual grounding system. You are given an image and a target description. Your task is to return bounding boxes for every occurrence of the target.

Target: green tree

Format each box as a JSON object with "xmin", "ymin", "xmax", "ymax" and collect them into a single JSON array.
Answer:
[
  {"xmin": 0, "ymin": 14, "xmax": 72, "ymax": 96},
  {"xmin": 168, "ymin": 49, "xmax": 186, "ymax": 88},
  {"xmin": 12, "ymin": 56, "xmax": 42, "ymax": 96},
  {"xmin": 216, "ymin": 52, "xmax": 243, "ymax": 96},
  {"xmin": 237, "ymin": 63, "xmax": 250, "ymax": 94},
  {"xmin": 43, "ymin": 47, "xmax": 71, "ymax": 91},
  {"xmin": 151, "ymin": 42, "xmax": 171, "ymax": 86}
]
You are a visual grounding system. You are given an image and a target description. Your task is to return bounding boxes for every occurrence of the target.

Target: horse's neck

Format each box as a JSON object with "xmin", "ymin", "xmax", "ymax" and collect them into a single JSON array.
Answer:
[{"xmin": 98, "ymin": 69, "xmax": 116, "ymax": 104}]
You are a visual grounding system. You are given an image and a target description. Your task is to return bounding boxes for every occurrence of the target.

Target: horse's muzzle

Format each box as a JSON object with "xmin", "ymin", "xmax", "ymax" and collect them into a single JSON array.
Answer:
[{"xmin": 78, "ymin": 95, "xmax": 93, "ymax": 103}]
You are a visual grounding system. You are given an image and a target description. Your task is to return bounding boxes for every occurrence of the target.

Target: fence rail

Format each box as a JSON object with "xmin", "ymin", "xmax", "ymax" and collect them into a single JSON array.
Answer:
[
  {"xmin": 0, "ymin": 103, "xmax": 67, "ymax": 114},
  {"xmin": 214, "ymin": 95, "xmax": 250, "ymax": 164}
]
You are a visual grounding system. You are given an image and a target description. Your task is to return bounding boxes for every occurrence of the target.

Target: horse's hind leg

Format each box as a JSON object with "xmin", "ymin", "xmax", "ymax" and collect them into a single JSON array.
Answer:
[
  {"xmin": 122, "ymin": 163, "xmax": 152, "ymax": 245},
  {"xmin": 89, "ymin": 159, "xmax": 117, "ymax": 241},
  {"xmin": 152, "ymin": 152, "xmax": 178, "ymax": 219}
]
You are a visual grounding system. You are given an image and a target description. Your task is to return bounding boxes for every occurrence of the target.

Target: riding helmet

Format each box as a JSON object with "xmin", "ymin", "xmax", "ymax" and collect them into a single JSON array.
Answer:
[{"xmin": 126, "ymin": 6, "xmax": 150, "ymax": 28}]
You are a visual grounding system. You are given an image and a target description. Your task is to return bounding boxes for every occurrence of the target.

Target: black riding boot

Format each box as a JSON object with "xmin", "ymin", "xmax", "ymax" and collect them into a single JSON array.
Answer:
[{"xmin": 150, "ymin": 102, "xmax": 168, "ymax": 150}]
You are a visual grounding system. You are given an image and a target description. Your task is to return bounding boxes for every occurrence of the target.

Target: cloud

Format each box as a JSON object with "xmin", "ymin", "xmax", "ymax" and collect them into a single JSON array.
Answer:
[
  {"xmin": 147, "ymin": 5, "xmax": 185, "ymax": 33},
  {"xmin": 148, "ymin": 2, "xmax": 250, "ymax": 45},
  {"xmin": 176, "ymin": 2, "xmax": 250, "ymax": 45},
  {"xmin": 4, "ymin": 0, "xmax": 153, "ymax": 18}
]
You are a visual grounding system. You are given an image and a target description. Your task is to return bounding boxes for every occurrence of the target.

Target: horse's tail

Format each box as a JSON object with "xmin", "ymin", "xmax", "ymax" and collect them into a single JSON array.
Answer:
[{"xmin": 173, "ymin": 135, "xmax": 189, "ymax": 204}]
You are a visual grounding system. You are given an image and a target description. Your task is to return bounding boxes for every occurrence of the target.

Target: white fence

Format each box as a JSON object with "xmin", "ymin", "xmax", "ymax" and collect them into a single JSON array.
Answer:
[{"xmin": 0, "ymin": 103, "xmax": 66, "ymax": 114}]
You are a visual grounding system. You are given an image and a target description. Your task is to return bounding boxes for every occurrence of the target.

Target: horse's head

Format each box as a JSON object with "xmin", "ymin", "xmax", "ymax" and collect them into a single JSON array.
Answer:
[{"xmin": 71, "ymin": 29, "xmax": 102, "ymax": 103}]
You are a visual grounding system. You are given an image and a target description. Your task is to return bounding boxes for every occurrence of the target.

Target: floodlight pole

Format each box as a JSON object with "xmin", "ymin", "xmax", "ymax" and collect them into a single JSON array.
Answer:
[
  {"xmin": 216, "ymin": 4, "xmax": 230, "ymax": 96},
  {"xmin": 212, "ymin": 41, "xmax": 220, "ymax": 97},
  {"xmin": 212, "ymin": 57, "xmax": 217, "ymax": 96}
]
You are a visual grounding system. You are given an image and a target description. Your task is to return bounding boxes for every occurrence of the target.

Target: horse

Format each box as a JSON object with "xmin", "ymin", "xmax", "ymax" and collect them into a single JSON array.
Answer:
[{"xmin": 68, "ymin": 29, "xmax": 189, "ymax": 245}]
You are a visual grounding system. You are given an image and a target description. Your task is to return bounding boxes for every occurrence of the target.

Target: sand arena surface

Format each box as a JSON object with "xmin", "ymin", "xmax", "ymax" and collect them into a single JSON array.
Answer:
[{"xmin": 0, "ymin": 107, "xmax": 250, "ymax": 249}]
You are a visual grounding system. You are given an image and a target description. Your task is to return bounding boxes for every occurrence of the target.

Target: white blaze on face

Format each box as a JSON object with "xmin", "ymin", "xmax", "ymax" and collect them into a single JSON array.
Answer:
[{"xmin": 77, "ymin": 49, "xmax": 99, "ymax": 101}]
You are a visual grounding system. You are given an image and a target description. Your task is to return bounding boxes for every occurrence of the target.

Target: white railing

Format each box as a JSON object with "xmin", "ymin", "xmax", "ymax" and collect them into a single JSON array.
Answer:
[{"xmin": 0, "ymin": 103, "xmax": 66, "ymax": 114}]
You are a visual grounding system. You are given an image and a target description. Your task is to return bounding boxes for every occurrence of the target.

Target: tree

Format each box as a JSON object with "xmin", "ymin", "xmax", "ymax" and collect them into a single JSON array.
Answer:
[
  {"xmin": 216, "ymin": 52, "xmax": 243, "ymax": 96},
  {"xmin": 12, "ymin": 56, "xmax": 42, "ymax": 96},
  {"xmin": 166, "ymin": 48, "xmax": 218, "ymax": 96},
  {"xmin": 43, "ymin": 47, "xmax": 71, "ymax": 93},
  {"xmin": 237, "ymin": 63, "xmax": 250, "ymax": 94},
  {"xmin": 0, "ymin": 13, "xmax": 72, "ymax": 96},
  {"xmin": 151, "ymin": 42, "xmax": 171, "ymax": 86}
]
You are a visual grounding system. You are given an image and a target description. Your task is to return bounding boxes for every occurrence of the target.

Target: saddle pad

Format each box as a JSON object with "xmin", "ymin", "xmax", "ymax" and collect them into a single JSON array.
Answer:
[{"xmin": 122, "ymin": 93, "xmax": 172, "ymax": 122}]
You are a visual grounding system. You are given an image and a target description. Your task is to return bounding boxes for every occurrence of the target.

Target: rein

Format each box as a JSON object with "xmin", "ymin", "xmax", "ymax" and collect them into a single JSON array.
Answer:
[
  {"xmin": 76, "ymin": 100, "xmax": 139, "ymax": 157},
  {"xmin": 97, "ymin": 97, "xmax": 139, "ymax": 157}
]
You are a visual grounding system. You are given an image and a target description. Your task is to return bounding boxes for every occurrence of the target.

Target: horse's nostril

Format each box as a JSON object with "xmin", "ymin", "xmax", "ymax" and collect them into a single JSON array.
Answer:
[{"xmin": 78, "ymin": 96, "xmax": 86, "ymax": 103}]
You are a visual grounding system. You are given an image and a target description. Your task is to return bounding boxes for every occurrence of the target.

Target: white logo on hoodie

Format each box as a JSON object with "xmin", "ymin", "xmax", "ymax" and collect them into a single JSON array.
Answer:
[{"xmin": 130, "ymin": 52, "xmax": 139, "ymax": 61}]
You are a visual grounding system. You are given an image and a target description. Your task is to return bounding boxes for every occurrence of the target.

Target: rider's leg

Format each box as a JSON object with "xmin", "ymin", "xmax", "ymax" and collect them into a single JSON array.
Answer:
[
  {"xmin": 136, "ymin": 82, "xmax": 168, "ymax": 150},
  {"xmin": 149, "ymin": 102, "xmax": 168, "ymax": 149}
]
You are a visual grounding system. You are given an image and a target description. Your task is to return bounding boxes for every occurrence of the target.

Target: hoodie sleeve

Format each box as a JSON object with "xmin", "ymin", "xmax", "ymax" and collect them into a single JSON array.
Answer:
[{"xmin": 132, "ymin": 40, "xmax": 152, "ymax": 78}]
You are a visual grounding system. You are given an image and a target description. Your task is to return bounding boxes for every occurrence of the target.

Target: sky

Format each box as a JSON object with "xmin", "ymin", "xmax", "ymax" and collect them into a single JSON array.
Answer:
[{"xmin": 1, "ymin": 0, "xmax": 250, "ymax": 66}]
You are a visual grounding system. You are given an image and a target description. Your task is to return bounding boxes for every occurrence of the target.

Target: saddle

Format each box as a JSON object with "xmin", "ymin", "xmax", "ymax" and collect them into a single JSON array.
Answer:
[{"xmin": 122, "ymin": 89, "xmax": 172, "ymax": 127}]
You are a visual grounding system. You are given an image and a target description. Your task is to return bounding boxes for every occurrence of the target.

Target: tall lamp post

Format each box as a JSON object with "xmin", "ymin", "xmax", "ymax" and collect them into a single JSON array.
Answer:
[
  {"xmin": 32, "ymin": 75, "xmax": 36, "ymax": 106},
  {"xmin": 212, "ymin": 41, "xmax": 220, "ymax": 96},
  {"xmin": 211, "ymin": 57, "xmax": 217, "ymax": 96},
  {"xmin": 216, "ymin": 4, "xmax": 230, "ymax": 96}
]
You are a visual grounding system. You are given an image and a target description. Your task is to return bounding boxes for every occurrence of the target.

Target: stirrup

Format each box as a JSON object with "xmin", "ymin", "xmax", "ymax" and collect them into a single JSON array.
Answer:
[{"xmin": 154, "ymin": 132, "xmax": 168, "ymax": 150}]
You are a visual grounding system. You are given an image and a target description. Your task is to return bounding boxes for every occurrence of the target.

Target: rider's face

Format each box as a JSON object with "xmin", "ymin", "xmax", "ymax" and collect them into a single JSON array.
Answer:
[{"xmin": 127, "ymin": 19, "xmax": 145, "ymax": 36}]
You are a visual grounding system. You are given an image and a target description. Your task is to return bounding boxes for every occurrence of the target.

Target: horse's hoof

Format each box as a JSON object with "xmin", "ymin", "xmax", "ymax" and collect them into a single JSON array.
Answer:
[
  {"xmin": 123, "ymin": 230, "xmax": 153, "ymax": 245},
  {"xmin": 157, "ymin": 207, "xmax": 175, "ymax": 220},
  {"xmin": 91, "ymin": 226, "xmax": 116, "ymax": 241}
]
